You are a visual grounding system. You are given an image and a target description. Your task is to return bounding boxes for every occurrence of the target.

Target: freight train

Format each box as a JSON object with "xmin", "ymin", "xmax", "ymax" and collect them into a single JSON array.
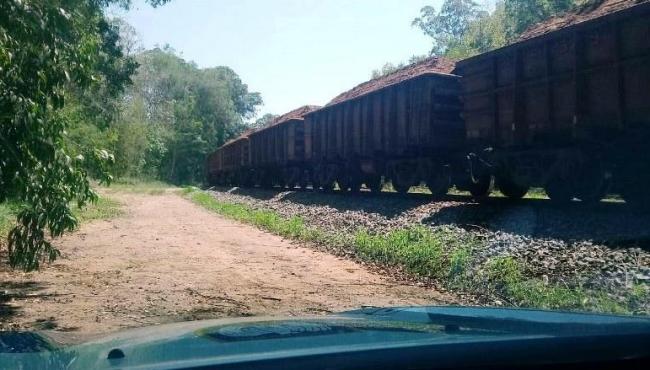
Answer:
[{"xmin": 207, "ymin": 0, "xmax": 650, "ymax": 204}]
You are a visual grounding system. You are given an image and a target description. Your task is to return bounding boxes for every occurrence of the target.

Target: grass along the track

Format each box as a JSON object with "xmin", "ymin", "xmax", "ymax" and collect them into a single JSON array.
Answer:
[{"xmin": 184, "ymin": 187, "xmax": 647, "ymax": 315}]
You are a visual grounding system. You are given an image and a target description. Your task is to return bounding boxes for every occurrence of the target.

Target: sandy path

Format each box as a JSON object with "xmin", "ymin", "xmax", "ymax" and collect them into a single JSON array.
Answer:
[{"xmin": 0, "ymin": 192, "xmax": 453, "ymax": 340}]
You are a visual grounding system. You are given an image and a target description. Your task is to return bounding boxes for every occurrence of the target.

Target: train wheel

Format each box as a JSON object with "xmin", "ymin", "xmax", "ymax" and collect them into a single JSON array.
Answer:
[
  {"xmin": 339, "ymin": 171, "xmax": 362, "ymax": 193},
  {"xmin": 349, "ymin": 175, "xmax": 362, "ymax": 194},
  {"xmin": 469, "ymin": 174, "xmax": 493, "ymax": 200},
  {"xmin": 260, "ymin": 172, "xmax": 273, "ymax": 189},
  {"xmin": 618, "ymin": 162, "xmax": 650, "ymax": 208},
  {"xmin": 336, "ymin": 177, "xmax": 350, "ymax": 192},
  {"xmin": 497, "ymin": 176, "xmax": 529, "ymax": 200},
  {"xmin": 544, "ymin": 174, "xmax": 573, "ymax": 203},
  {"xmin": 426, "ymin": 173, "xmax": 451, "ymax": 197},
  {"xmin": 365, "ymin": 176, "xmax": 383, "ymax": 194},
  {"xmin": 391, "ymin": 163, "xmax": 417, "ymax": 195},
  {"xmin": 621, "ymin": 187, "xmax": 650, "ymax": 208},
  {"xmin": 390, "ymin": 181, "xmax": 409, "ymax": 194},
  {"xmin": 574, "ymin": 167, "xmax": 610, "ymax": 204},
  {"xmin": 253, "ymin": 170, "xmax": 265, "ymax": 188},
  {"xmin": 240, "ymin": 172, "xmax": 253, "ymax": 188},
  {"xmin": 299, "ymin": 170, "xmax": 311, "ymax": 190},
  {"xmin": 313, "ymin": 163, "xmax": 329, "ymax": 191},
  {"xmin": 282, "ymin": 171, "xmax": 291, "ymax": 189},
  {"xmin": 347, "ymin": 181, "xmax": 362, "ymax": 193},
  {"xmin": 283, "ymin": 167, "xmax": 301, "ymax": 189},
  {"xmin": 311, "ymin": 168, "xmax": 323, "ymax": 190},
  {"xmin": 321, "ymin": 181, "xmax": 335, "ymax": 192}
]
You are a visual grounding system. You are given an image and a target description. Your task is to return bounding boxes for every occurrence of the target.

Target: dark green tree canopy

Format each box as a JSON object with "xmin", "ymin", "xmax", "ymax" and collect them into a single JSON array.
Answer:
[
  {"xmin": 115, "ymin": 47, "xmax": 262, "ymax": 184},
  {"xmin": 0, "ymin": 0, "xmax": 168, "ymax": 270}
]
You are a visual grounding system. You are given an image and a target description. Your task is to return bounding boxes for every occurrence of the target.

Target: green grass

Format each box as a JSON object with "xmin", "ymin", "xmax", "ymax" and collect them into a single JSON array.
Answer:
[
  {"xmin": 105, "ymin": 177, "xmax": 174, "ymax": 195},
  {"xmin": 183, "ymin": 188, "xmax": 647, "ymax": 315},
  {"xmin": 0, "ymin": 202, "xmax": 20, "ymax": 237},
  {"xmin": 73, "ymin": 196, "xmax": 124, "ymax": 223},
  {"xmin": 186, "ymin": 189, "xmax": 329, "ymax": 243},
  {"xmin": 524, "ymin": 188, "xmax": 548, "ymax": 200},
  {"xmin": 483, "ymin": 256, "xmax": 645, "ymax": 314},
  {"xmin": 381, "ymin": 182, "xmax": 433, "ymax": 195},
  {"xmin": 353, "ymin": 225, "xmax": 477, "ymax": 282}
]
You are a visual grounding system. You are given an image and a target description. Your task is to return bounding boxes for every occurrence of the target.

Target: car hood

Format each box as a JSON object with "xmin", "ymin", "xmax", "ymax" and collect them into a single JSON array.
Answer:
[{"xmin": 1, "ymin": 306, "xmax": 649, "ymax": 370}]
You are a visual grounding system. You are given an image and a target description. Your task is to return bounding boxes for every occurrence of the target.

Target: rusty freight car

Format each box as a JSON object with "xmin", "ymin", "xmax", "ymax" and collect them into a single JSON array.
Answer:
[
  {"xmin": 456, "ymin": 0, "xmax": 650, "ymax": 202},
  {"xmin": 206, "ymin": 150, "xmax": 222, "ymax": 185},
  {"xmin": 306, "ymin": 57, "xmax": 465, "ymax": 194},
  {"xmin": 249, "ymin": 105, "xmax": 320, "ymax": 188},
  {"xmin": 206, "ymin": 132, "xmax": 253, "ymax": 186}
]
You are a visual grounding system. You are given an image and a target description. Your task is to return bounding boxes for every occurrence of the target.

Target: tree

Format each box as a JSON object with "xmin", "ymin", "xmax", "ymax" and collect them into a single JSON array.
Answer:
[
  {"xmin": 444, "ymin": 2, "xmax": 509, "ymax": 59},
  {"xmin": 252, "ymin": 113, "xmax": 278, "ymax": 129},
  {"xmin": 119, "ymin": 47, "xmax": 262, "ymax": 184},
  {"xmin": 503, "ymin": 0, "xmax": 576, "ymax": 38},
  {"xmin": 370, "ymin": 55, "xmax": 428, "ymax": 79},
  {"xmin": 0, "ymin": 0, "xmax": 169, "ymax": 271},
  {"xmin": 413, "ymin": 0, "xmax": 582, "ymax": 60},
  {"xmin": 412, "ymin": 0, "xmax": 487, "ymax": 55}
]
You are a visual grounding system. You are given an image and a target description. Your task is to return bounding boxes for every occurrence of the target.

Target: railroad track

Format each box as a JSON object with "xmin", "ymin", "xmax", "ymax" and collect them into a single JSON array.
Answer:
[{"xmin": 208, "ymin": 185, "xmax": 641, "ymax": 214}]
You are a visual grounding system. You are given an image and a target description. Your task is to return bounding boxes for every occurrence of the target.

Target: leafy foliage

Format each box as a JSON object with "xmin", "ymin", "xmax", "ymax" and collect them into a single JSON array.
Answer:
[
  {"xmin": 412, "ymin": 0, "xmax": 488, "ymax": 56},
  {"xmin": 413, "ymin": 0, "xmax": 587, "ymax": 59},
  {"xmin": 0, "ymin": 0, "xmax": 167, "ymax": 270},
  {"xmin": 370, "ymin": 55, "xmax": 428, "ymax": 79},
  {"xmin": 115, "ymin": 47, "xmax": 262, "ymax": 184},
  {"xmin": 1, "ymin": 2, "xmax": 260, "ymax": 270},
  {"xmin": 504, "ymin": 0, "xmax": 576, "ymax": 37},
  {"xmin": 251, "ymin": 113, "xmax": 278, "ymax": 129}
]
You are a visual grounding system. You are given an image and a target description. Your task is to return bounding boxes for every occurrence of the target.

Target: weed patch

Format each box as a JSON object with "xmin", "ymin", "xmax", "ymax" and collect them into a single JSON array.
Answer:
[
  {"xmin": 482, "ymin": 256, "xmax": 634, "ymax": 313},
  {"xmin": 353, "ymin": 226, "xmax": 477, "ymax": 281},
  {"xmin": 73, "ymin": 196, "xmax": 123, "ymax": 223},
  {"xmin": 187, "ymin": 191, "xmax": 327, "ymax": 243},
  {"xmin": 106, "ymin": 178, "xmax": 173, "ymax": 195}
]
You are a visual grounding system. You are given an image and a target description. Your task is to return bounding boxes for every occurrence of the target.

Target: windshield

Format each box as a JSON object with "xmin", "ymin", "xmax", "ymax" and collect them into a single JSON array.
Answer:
[{"xmin": 0, "ymin": 0, "xmax": 648, "ymax": 356}]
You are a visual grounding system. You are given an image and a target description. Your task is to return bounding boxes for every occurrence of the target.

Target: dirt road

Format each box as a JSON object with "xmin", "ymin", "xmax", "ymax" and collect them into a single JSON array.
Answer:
[{"xmin": 0, "ymin": 192, "xmax": 452, "ymax": 340}]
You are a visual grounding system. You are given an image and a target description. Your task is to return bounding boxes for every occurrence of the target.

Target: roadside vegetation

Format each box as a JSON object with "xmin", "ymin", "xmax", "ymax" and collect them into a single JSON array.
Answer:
[
  {"xmin": 1, "ymin": 196, "xmax": 123, "ymax": 243},
  {"xmin": 72, "ymin": 197, "xmax": 124, "ymax": 224},
  {"xmin": 184, "ymin": 188, "xmax": 648, "ymax": 315},
  {"xmin": 105, "ymin": 178, "xmax": 174, "ymax": 195},
  {"xmin": 183, "ymin": 188, "xmax": 330, "ymax": 243},
  {"xmin": 1, "ymin": 0, "xmax": 262, "ymax": 270}
]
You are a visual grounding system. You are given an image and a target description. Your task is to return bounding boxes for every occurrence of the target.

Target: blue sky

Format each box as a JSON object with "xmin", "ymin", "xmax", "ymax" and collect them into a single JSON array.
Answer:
[{"xmin": 118, "ymin": 0, "xmax": 447, "ymax": 118}]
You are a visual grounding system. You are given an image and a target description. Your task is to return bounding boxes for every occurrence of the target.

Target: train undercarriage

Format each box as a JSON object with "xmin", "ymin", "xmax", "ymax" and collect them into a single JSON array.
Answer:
[{"xmin": 468, "ymin": 130, "xmax": 650, "ymax": 205}]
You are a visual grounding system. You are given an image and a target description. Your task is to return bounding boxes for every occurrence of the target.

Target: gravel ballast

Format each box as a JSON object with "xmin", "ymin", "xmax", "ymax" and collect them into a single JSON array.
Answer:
[{"xmin": 205, "ymin": 187, "xmax": 650, "ymax": 311}]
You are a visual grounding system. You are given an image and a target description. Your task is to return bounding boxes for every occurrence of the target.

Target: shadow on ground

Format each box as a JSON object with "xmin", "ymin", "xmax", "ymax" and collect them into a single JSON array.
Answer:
[
  {"xmin": 423, "ymin": 200, "xmax": 650, "ymax": 249},
  {"xmin": 216, "ymin": 185, "xmax": 434, "ymax": 218},
  {"xmin": 211, "ymin": 186, "xmax": 650, "ymax": 248},
  {"xmin": 0, "ymin": 268, "xmax": 70, "ymax": 331}
]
